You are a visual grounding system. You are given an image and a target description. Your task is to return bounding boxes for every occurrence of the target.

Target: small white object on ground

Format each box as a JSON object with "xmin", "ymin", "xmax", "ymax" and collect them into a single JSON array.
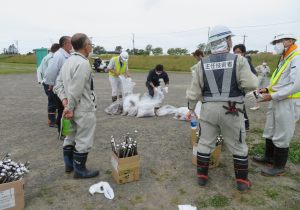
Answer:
[
  {"xmin": 178, "ymin": 204, "xmax": 197, "ymax": 210},
  {"xmin": 89, "ymin": 181, "xmax": 114, "ymax": 200}
]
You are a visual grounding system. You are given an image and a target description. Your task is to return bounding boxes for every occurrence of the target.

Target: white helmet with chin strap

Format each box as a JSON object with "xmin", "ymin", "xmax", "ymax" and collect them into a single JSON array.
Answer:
[
  {"xmin": 208, "ymin": 25, "xmax": 234, "ymax": 43},
  {"xmin": 270, "ymin": 33, "xmax": 297, "ymax": 45},
  {"xmin": 119, "ymin": 51, "xmax": 129, "ymax": 62}
]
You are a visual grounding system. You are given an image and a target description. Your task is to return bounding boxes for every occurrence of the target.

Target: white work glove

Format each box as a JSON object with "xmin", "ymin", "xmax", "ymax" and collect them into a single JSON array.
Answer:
[
  {"xmin": 89, "ymin": 181, "xmax": 114, "ymax": 199},
  {"xmin": 154, "ymin": 87, "xmax": 158, "ymax": 92},
  {"xmin": 164, "ymin": 86, "xmax": 169, "ymax": 93}
]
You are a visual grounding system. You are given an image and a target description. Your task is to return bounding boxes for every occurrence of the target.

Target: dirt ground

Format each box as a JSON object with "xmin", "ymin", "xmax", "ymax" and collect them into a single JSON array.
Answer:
[{"xmin": 0, "ymin": 72, "xmax": 299, "ymax": 210}]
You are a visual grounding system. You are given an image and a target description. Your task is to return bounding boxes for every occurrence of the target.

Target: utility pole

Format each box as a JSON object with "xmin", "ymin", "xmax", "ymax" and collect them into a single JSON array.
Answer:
[
  {"xmin": 15, "ymin": 40, "xmax": 18, "ymax": 54},
  {"xmin": 242, "ymin": 34, "xmax": 248, "ymax": 45},
  {"xmin": 265, "ymin": 45, "xmax": 268, "ymax": 52},
  {"xmin": 132, "ymin": 33, "xmax": 135, "ymax": 55},
  {"xmin": 207, "ymin": 27, "xmax": 210, "ymax": 39}
]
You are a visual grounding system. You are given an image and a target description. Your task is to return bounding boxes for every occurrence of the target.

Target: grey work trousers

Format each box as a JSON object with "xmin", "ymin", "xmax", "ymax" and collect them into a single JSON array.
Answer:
[
  {"xmin": 198, "ymin": 102, "xmax": 248, "ymax": 157},
  {"xmin": 63, "ymin": 111, "xmax": 96, "ymax": 153}
]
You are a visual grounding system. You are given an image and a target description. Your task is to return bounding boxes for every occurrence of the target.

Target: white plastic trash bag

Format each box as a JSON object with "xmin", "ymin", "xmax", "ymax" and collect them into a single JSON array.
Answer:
[
  {"xmin": 136, "ymin": 103, "xmax": 155, "ymax": 118},
  {"xmin": 174, "ymin": 107, "xmax": 189, "ymax": 121},
  {"xmin": 156, "ymin": 105, "xmax": 177, "ymax": 116},
  {"xmin": 105, "ymin": 100, "xmax": 123, "ymax": 115},
  {"xmin": 136, "ymin": 88, "xmax": 165, "ymax": 118},
  {"xmin": 123, "ymin": 93, "xmax": 140, "ymax": 116},
  {"xmin": 119, "ymin": 75, "xmax": 135, "ymax": 97}
]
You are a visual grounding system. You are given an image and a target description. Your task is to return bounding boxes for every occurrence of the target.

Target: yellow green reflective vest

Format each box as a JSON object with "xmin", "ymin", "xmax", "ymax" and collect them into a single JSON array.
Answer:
[
  {"xmin": 269, "ymin": 51, "xmax": 300, "ymax": 98},
  {"xmin": 108, "ymin": 56, "xmax": 127, "ymax": 77}
]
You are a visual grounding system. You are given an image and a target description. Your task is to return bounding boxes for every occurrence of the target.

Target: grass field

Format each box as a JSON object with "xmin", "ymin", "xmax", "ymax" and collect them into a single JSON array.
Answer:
[{"xmin": 0, "ymin": 53, "xmax": 280, "ymax": 74}]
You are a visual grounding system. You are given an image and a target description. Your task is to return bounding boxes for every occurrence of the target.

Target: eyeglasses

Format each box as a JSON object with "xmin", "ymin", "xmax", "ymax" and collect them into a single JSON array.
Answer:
[{"xmin": 87, "ymin": 43, "xmax": 94, "ymax": 47}]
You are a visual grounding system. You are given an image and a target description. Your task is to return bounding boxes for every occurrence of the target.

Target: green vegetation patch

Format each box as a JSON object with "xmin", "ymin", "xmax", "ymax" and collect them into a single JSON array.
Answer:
[
  {"xmin": 208, "ymin": 194, "xmax": 230, "ymax": 208},
  {"xmin": 0, "ymin": 53, "xmax": 280, "ymax": 72},
  {"xmin": 289, "ymin": 141, "xmax": 300, "ymax": 164},
  {"xmin": 264, "ymin": 188, "xmax": 279, "ymax": 200}
]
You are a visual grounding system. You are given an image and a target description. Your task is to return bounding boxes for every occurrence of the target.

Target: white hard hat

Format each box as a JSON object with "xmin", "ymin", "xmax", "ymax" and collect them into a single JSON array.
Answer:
[
  {"xmin": 208, "ymin": 25, "xmax": 234, "ymax": 43},
  {"xmin": 270, "ymin": 33, "xmax": 297, "ymax": 45},
  {"xmin": 120, "ymin": 51, "xmax": 129, "ymax": 62}
]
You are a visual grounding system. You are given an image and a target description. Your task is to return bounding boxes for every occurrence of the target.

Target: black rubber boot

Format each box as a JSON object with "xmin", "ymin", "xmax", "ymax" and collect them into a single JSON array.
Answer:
[
  {"xmin": 261, "ymin": 146, "xmax": 288, "ymax": 176},
  {"xmin": 252, "ymin": 138, "xmax": 274, "ymax": 164},
  {"xmin": 73, "ymin": 152, "xmax": 99, "ymax": 179},
  {"xmin": 118, "ymin": 95, "xmax": 123, "ymax": 99},
  {"xmin": 63, "ymin": 146, "xmax": 74, "ymax": 173},
  {"xmin": 48, "ymin": 112, "xmax": 57, "ymax": 127},
  {"xmin": 112, "ymin": 96, "xmax": 117, "ymax": 102},
  {"xmin": 233, "ymin": 155, "xmax": 251, "ymax": 192},
  {"xmin": 197, "ymin": 152, "xmax": 210, "ymax": 186}
]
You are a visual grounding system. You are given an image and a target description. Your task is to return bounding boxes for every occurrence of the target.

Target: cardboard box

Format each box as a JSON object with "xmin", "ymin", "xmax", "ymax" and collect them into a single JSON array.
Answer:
[
  {"xmin": 0, "ymin": 179, "xmax": 24, "ymax": 210},
  {"xmin": 192, "ymin": 143, "xmax": 222, "ymax": 168},
  {"xmin": 191, "ymin": 129, "xmax": 198, "ymax": 145},
  {"xmin": 111, "ymin": 153, "xmax": 140, "ymax": 184}
]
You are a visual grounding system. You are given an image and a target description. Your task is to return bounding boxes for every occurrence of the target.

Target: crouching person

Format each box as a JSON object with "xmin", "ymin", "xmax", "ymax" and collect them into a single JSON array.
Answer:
[{"xmin": 54, "ymin": 33, "xmax": 99, "ymax": 178}]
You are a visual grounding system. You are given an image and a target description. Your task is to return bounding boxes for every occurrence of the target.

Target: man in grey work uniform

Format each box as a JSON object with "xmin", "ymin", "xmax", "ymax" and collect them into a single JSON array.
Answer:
[
  {"xmin": 43, "ymin": 36, "xmax": 73, "ymax": 135},
  {"xmin": 37, "ymin": 43, "xmax": 60, "ymax": 127},
  {"xmin": 186, "ymin": 25, "xmax": 258, "ymax": 191},
  {"xmin": 54, "ymin": 33, "xmax": 99, "ymax": 179},
  {"xmin": 253, "ymin": 33, "xmax": 300, "ymax": 176}
]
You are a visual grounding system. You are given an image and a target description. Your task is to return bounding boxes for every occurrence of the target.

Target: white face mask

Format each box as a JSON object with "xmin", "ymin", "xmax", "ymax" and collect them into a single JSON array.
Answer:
[{"xmin": 274, "ymin": 42, "xmax": 285, "ymax": 54}]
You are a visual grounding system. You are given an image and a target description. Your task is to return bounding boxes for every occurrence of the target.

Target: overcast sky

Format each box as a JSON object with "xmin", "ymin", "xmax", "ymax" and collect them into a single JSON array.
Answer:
[{"xmin": 1, "ymin": 0, "xmax": 300, "ymax": 54}]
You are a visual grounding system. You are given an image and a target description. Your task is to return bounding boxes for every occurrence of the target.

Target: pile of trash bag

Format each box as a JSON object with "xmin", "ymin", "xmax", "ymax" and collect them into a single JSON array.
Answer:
[{"xmin": 105, "ymin": 76, "xmax": 202, "ymax": 119}]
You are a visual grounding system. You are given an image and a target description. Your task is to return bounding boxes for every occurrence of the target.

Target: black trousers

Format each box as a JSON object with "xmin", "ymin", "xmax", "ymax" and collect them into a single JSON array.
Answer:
[
  {"xmin": 243, "ymin": 104, "xmax": 249, "ymax": 130},
  {"xmin": 54, "ymin": 94, "xmax": 64, "ymax": 134},
  {"xmin": 146, "ymin": 82, "xmax": 155, "ymax": 97},
  {"xmin": 43, "ymin": 84, "xmax": 57, "ymax": 114}
]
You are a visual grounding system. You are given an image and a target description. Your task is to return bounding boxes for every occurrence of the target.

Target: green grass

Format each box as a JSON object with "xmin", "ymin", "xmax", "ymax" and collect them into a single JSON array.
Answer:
[
  {"xmin": 264, "ymin": 188, "xmax": 279, "ymax": 200},
  {"xmin": 0, "ymin": 62, "xmax": 36, "ymax": 74},
  {"xmin": 194, "ymin": 194, "xmax": 230, "ymax": 208},
  {"xmin": 178, "ymin": 188, "xmax": 186, "ymax": 195},
  {"xmin": 208, "ymin": 194, "xmax": 230, "ymax": 208},
  {"xmin": 0, "ymin": 53, "xmax": 279, "ymax": 72},
  {"xmin": 248, "ymin": 142, "xmax": 265, "ymax": 156}
]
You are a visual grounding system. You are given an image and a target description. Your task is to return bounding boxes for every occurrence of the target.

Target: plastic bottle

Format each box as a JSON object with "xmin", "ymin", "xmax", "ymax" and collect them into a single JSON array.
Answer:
[{"xmin": 190, "ymin": 113, "xmax": 198, "ymax": 129}]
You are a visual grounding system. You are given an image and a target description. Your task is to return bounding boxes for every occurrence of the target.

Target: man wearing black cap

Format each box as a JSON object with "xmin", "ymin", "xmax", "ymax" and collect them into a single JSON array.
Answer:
[{"xmin": 146, "ymin": 64, "xmax": 169, "ymax": 97}]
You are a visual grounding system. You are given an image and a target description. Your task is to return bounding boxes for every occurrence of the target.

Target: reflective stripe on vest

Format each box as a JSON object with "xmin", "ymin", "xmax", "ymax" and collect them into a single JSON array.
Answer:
[
  {"xmin": 201, "ymin": 53, "xmax": 244, "ymax": 103},
  {"xmin": 108, "ymin": 56, "xmax": 127, "ymax": 76},
  {"xmin": 269, "ymin": 51, "xmax": 300, "ymax": 98}
]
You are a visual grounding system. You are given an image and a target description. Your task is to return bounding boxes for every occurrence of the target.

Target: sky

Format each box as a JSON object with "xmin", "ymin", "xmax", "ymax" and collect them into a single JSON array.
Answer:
[{"xmin": 1, "ymin": 0, "xmax": 300, "ymax": 54}]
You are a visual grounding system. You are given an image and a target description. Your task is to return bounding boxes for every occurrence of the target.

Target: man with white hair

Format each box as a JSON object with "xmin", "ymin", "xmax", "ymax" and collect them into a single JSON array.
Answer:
[
  {"xmin": 55, "ymin": 33, "xmax": 99, "ymax": 179},
  {"xmin": 186, "ymin": 25, "xmax": 258, "ymax": 191},
  {"xmin": 107, "ymin": 51, "xmax": 129, "ymax": 102},
  {"xmin": 253, "ymin": 33, "xmax": 300, "ymax": 176}
]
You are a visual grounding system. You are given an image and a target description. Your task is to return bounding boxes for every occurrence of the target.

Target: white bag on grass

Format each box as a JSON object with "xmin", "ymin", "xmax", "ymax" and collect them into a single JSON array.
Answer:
[
  {"xmin": 174, "ymin": 107, "xmax": 189, "ymax": 121},
  {"xmin": 156, "ymin": 105, "xmax": 177, "ymax": 116},
  {"xmin": 119, "ymin": 75, "xmax": 135, "ymax": 97},
  {"xmin": 136, "ymin": 88, "xmax": 165, "ymax": 118},
  {"xmin": 123, "ymin": 93, "xmax": 140, "ymax": 116},
  {"xmin": 136, "ymin": 103, "xmax": 155, "ymax": 118},
  {"xmin": 104, "ymin": 100, "xmax": 123, "ymax": 115}
]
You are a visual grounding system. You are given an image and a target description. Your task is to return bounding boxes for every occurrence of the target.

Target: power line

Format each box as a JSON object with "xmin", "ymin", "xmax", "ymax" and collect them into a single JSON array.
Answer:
[{"xmin": 230, "ymin": 19, "xmax": 300, "ymax": 29}]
